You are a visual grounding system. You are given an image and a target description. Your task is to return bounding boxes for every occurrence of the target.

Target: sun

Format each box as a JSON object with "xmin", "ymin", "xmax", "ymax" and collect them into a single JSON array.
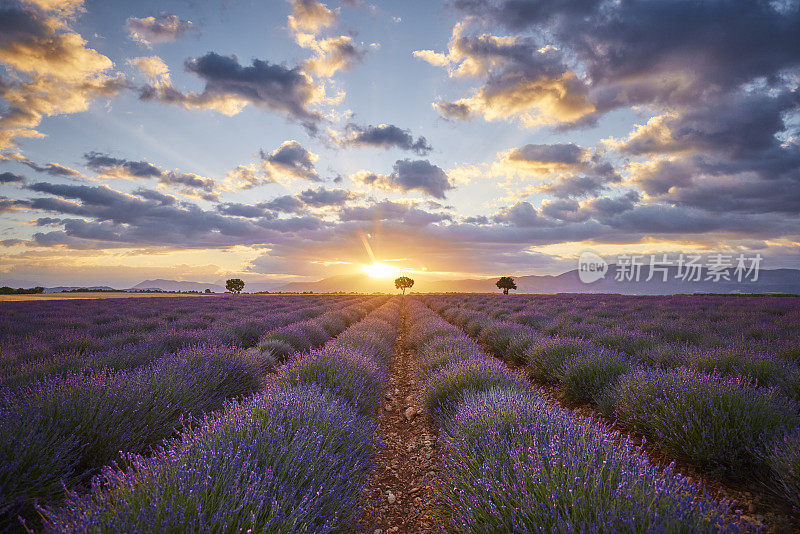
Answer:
[{"xmin": 361, "ymin": 262, "xmax": 401, "ymax": 278}]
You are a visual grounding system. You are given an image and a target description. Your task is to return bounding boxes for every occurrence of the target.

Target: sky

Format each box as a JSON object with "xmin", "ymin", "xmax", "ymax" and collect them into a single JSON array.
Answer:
[{"xmin": 0, "ymin": 0, "xmax": 799, "ymax": 288}]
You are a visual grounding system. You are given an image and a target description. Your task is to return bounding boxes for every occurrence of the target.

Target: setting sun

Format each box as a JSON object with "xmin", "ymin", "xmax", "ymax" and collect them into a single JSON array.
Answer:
[{"xmin": 361, "ymin": 262, "xmax": 401, "ymax": 278}]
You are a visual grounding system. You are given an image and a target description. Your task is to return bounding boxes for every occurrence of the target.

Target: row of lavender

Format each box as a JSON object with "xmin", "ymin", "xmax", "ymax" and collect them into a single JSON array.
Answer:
[
  {"xmin": 40, "ymin": 297, "xmax": 400, "ymax": 533},
  {"xmin": 448, "ymin": 294, "xmax": 800, "ymax": 361},
  {"xmin": 0, "ymin": 295, "xmax": 388, "ymax": 531},
  {"xmin": 0, "ymin": 295, "xmax": 357, "ymax": 374},
  {"xmin": 1, "ymin": 295, "xmax": 361, "ymax": 386},
  {"xmin": 405, "ymin": 298, "xmax": 736, "ymax": 532},
  {"xmin": 421, "ymin": 295, "xmax": 800, "ymax": 512}
]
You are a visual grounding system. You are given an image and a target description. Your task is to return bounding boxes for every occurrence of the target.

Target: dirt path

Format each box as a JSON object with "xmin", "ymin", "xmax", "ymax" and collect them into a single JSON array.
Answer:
[{"xmin": 360, "ymin": 298, "xmax": 442, "ymax": 534}]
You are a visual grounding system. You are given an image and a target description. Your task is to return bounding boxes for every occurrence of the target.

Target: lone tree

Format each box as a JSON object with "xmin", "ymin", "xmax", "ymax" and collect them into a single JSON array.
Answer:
[
  {"xmin": 226, "ymin": 278, "xmax": 245, "ymax": 294},
  {"xmin": 496, "ymin": 276, "xmax": 517, "ymax": 295},
  {"xmin": 394, "ymin": 276, "xmax": 414, "ymax": 295}
]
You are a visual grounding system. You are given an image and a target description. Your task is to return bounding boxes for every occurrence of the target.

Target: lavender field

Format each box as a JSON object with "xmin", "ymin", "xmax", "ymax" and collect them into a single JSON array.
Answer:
[{"xmin": 1, "ymin": 293, "xmax": 799, "ymax": 532}]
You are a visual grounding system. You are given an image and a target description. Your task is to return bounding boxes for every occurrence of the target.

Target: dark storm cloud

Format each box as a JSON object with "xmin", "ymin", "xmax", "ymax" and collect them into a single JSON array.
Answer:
[
  {"xmin": 584, "ymin": 191, "xmax": 640, "ymax": 217},
  {"xmin": 342, "ymin": 123, "xmax": 433, "ymax": 155},
  {"xmin": 455, "ymin": 0, "xmax": 800, "ymax": 110},
  {"xmin": 621, "ymin": 90, "xmax": 800, "ymax": 159},
  {"xmin": 132, "ymin": 188, "xmax": 177, "ymax": 205},
  {"xmin": 340, "ymin": 200, "xmax": 451, "ymax": 226},
  {"xmin": 17, "ymin": 157, "xmax": 82, "ymax": 177},
  {"xmin": 507, "ymin": 143, "xmax": 584, "ymax": 165},
  {"xmin": 0, "ymin": 196, "xmax": 30, "ymax": 212},
  {"xmin": 354, "ymin": 159, "xmax": 454, "ymax": 199},
  {"xmin": 140, "ymin": 53, "xmax": 323, "ymax": 132},
  {"xmin": 538, "ymin": 174, "xmax": 612, "ymax": 199},
  {"xmin": 434, "ymin": 100, "xmax": 472, "ymax": 121},
  {"xmin": 298, "ymin": 187, "xmax": 356, "ymax": 207},
  {"xmin": 83, "ymin": 152, "xmax": 217, "ymax": 196},
  {"xmin": 125, "ymin": 14, "xmax": 194, "ymax": 45},
  {"xmin": 259, "ymin": 141, "xmax": 320, "ymax": 182},
  {"xmin": 493, "ymin": 201, "xmax": 543, "ymax": 227},
  {"xmin": 85, "ymin": 152, "xmax": 161, "ymax": 178},
  {"xmin": 217, "ymin": 203, "xmax": 274, "ymax": 218},
  {"xmin": 261, "ymin": 195, "xmax": 306, "ymax": 214},
  {"xmin": 540, "ymin": 198, "xmax": 585, "ymax": 222},
  {"xmin": 23, "ymin": 181, "xmax": 276, "ymax": 246},
  {"xmin": 0, "ymin": 172, "xmax": 25, "ymax": 184}
]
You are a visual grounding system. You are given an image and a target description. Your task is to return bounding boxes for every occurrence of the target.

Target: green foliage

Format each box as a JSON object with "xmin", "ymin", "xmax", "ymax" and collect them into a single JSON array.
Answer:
[
  {"xmin": 394, "ymin": 276, "xmax": 414, "ymax": 294},
  {"xmin": 495, "ymin": 276, "xmax": 517, "ymax": 295},
  {"xmin": 225, "ymin": 279, "xmax": 245, "ymax": 294}
]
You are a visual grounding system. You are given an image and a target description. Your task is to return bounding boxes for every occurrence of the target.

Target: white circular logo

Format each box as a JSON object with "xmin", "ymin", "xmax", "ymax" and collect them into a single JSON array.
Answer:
[{"xmin": 578, "ymin": 252, "xmax": 608, "ymax": 283}]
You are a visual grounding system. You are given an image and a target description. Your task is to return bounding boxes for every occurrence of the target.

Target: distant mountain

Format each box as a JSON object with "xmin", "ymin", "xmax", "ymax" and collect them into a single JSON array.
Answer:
[
  {"xmin": 278, "ymin": 274, "xmax": 396, "ymax": 293},
  {"xmin": 276, "ymin": 267, "xmax": 800, "ymax": 295},
  {"xmin": 129, "ymin": 279, "xmax": 226, "ymax": 293},
  {"xmin": 511, "ymin": 266, "xmax": 800, "ymax": 295}
]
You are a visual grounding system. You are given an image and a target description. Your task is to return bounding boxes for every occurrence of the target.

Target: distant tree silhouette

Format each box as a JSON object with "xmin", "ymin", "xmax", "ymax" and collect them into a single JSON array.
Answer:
[
  {"xmin": 496, "ymin": 276, "xmax": 517, "ymax": 295},
  {"xmin": 394, "ymin": 276, "xmax": 414, "ymax": 295},
  {"xmin": 226, "ymin": 278, "xmax": 245, "ymax": 294},
  {"xmin": 204, "ymin": 288, "xmax": 212, "ymax": 294}
]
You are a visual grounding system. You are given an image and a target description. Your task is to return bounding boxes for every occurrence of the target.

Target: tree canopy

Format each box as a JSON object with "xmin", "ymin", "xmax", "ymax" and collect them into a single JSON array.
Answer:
[
  {"xmin": 394, "ymin": 276, "xmax": 414, "ymax": 294},
  {"xmin": 496, "ymin": 276, "xmax": 517, "ymax": 295},
  {"xmin": 226, "ymin": 278, "xmax": 245, "ymax": 294}
]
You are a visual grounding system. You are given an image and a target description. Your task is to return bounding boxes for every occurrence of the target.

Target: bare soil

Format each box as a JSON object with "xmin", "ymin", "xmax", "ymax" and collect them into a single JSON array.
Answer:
[{"xmin": 360, "ymin": 299, "xmax": 444, "ymax": 534}]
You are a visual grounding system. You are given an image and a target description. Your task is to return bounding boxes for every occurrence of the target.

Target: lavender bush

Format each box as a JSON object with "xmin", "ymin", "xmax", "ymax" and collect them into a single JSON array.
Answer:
[
  {"xmin": 41, "ymin": 383, "xmax": 378, "ymax": 533},
  {"xmin": 0, "ymin": 345, "xmax": 261, "ymax": 528},
  {"xmin": 524, "ymin": 336, "xmax": 596, "ymax": 383},
  {"xmin": 421, "ymin": 354, "xmax": 529, "ymax": 427},
  {"xmin": 763, "ymin": 428, "xmax": 800, "ymax": 510},
  {"xmin": 607, "ymin": 367, "xmax": 800, "ymax": 478},
  {"xmin": 555, "ymin": 348, "xmax": 632, "ymax": 405},
  {"xmin": 277, "ymin": 347, "xmax": 387, "ymax": 415},
  {"xmin": 437, "ymin": 387, "xmax": 735, "ymax": 533}
]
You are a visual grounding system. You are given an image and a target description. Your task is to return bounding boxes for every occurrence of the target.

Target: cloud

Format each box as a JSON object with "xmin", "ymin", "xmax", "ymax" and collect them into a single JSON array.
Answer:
[
  {"xmin": 416, "ymin": 20, "xmax": 594, "ymax": 127},
  {"xmin": 537, "ymin": 173, "xmax": 617, "ymax": 199},
  {"xmin": 434, "ymin": 100, "xmax": 472, "ymax": 121},
  {"xmin": 0, "ymin": 171, "xmax": 26, "ymax": 183},
  {"xmin": 22, "ymin": 181, "xmax": 277, "ymax": 247},
  {"xmin": 0, "ymin": 196, "xmax": 31, "ymax": 212},
  {"xmin": 298, "ymin": 186, "xmax": 356, "ymax": 207},
  {"xmin": 216, "ymin": 187, "xmax": 357, "ymax": 219},
  {"xmin": 493, "ymin": 201, "xmax": 543, "ymax": 227},
  {"xmin": 19, "ymin": 0, "xmax": 84, "ymax": 15},
  {"xmin": 340, "ymin": 199, "xmax": 451, "ymax": 226},
  {"xmin": 129, "ymin": 56, "xmax": 170, "ymax": 84},
  {"xmin": 139, "ymin": 52, "xmax": 326, "ymax": 131},
  {"xmin": 351, "ymin": 159, "xmax": 454, "ymax": 199},
  {"xmin": 337, "ymin": 123, "xmax": 432, "ymax": 154},
  {"xmin": 288, "ymin": 0, "xmax": 337, "ymax": 33},
  {"xmin": 222, "ymin": 165, "xmax": 273, "ymax": 190},
  {"xmin": 453, "ymin": 1, "xmax": 800, "ymax": 116},
  {"xmin": 259, "ymin": 140, "xmax": 320, "ymax": 182},
  {"xmin": 83, "ymin": 151, "xmax": 218, "ymax": 199},
  {"xmin": 496, "ymin": 142, "xmax": 587, "ymax": 176},
  {"xmin": 0, "ymin": 6, "xmax": 126, "ymax": 149},
  {"xmin": 297, "ymin": 34, "xmax": 371, "ymax": 77},
  {"xmin": 261, "ymin": 195, "xmax": 306, "ymax": 213},
  {"xmin": 507, "ymin": 143, "xmax": 584, "ymax": 165},
  {"xmin": 125, "ymin": 14, "xmax": 194, "ymax": 46},
  {"xmin": 217, "ymin": 203, "xmax": 275, "ymax": 218},
  {"xmin": 18, "ymin": 158, "xmax": 82, "ymax": 177}
]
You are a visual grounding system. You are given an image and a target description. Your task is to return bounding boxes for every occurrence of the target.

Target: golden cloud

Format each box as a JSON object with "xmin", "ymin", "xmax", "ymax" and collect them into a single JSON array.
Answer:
[
  {"xmin": 288, "ymin": 0, "xmax": 337, "ymax": 33},
  {"xmin": 0, "ymin": 7, "xmax": 124, "ymax": 149}
]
